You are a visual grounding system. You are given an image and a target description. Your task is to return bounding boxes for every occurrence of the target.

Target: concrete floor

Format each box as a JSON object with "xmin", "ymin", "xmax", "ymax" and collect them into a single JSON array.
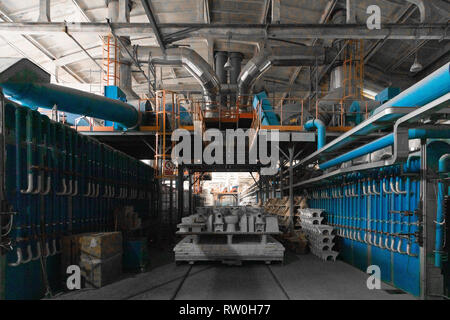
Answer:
[{"xmin": 54, "ymin": 247, "xmax": 415, "ymax": 300}]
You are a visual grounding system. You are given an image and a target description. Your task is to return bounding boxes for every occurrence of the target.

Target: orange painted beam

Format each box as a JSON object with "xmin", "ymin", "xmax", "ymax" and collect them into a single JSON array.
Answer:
[
  {"xmin": 92, "ymin": 126, "xmax": 115, "ymax": 132},
  {"xmin": 260, "ymin": 125, "xmax": 303, "ymax": 131},
  {"xmin": 72, "ymin": 126, "xmax": 91, "ymax": 132},
  {"xmin": 140, "ymin": 126, "xmax": 159, "ymax": 131},
  {"xmin": 326, "ymin": 126, "xmax": 353, "ymax": 132}
]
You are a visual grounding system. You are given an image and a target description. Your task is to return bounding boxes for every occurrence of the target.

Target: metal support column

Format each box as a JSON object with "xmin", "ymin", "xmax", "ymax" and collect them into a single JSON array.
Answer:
[
  {"xmin": 156, "ymin": 178, "xmax": 163, "ymax": 245},
  {"xmin": 38, "ymin": 0, "xmax": 51, "ymax": 22},
  {"xmin": 177, "ymin": 166, "xmax": 184, "ymax": 221},
  {"xmin": 272, "ymin": 177, "xmax": 276, "ymax": 198},
  {"xmin": 420, "ymin": 139, "xmax": 445, "ymax": 299},
  {"xmin": 0, "ymin": 241, "xmax": 4, "ymax": 300},
  {"xmin": 258, "ymin": 169, "xmax": 263, "ymax": 205},
  {"xmin": 169, "ymin": 178, "xmax": 173, "ymax": 234},
  {"xmin": 420, "ymin": 138, "xmax": 428, "ymax": 299},
  {"xmin": 288, "ymin": 146, "xmax": 294, "ymax": 232},
  {"xmin": 279, "ymin": 162, "xmax": 284, "ymax": 198},
  {"xmin": 0, "ymin": 93, "xmax": 7, "ymax": 300},
  {"xmin": 188, "ymin": 171, "xmax": 193, "ymax": 216}
]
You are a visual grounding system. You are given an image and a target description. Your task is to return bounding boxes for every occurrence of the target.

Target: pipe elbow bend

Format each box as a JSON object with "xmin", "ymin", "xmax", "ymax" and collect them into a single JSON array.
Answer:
[
  {"xmin": 304, "ymin": 119, "xmax": 326, "ymax": 150},
  {"xmin": 439, "ymin": 154, "xmax": 450, "ymax": 173},
  {"xmin": 8, "ymin": 247, "xmax": 23, "ymax": 267}
]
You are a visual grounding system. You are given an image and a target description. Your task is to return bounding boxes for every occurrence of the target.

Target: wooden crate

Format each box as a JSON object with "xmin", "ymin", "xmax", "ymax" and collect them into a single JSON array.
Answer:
[
  {"xmin": 80, "ymin": 232, "xmax": 123, "ymax": 259},
  {"xmin": 61, "ymin": 233, "xmax": 90, "ymax": 275},
  {"xmin": 80, "ymin": 253, "xmax": 122, "ymax": 288}
]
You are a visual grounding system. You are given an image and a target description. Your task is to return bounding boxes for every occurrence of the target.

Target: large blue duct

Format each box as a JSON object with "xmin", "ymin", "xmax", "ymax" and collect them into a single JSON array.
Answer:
[
  {"xmin": 296, "ymin": 62, "xmax": 450, "ymax": 169},
  {"xmin": 319, "ymin": 129, "xmax": 450, "ymax": 170},
  {"xmin": 372, "ymin": 62, "xmax": 450, "ymax": 115},
  {"xmin": 0, "ymin": 82, "xmax": 140, "ymax": 128}
]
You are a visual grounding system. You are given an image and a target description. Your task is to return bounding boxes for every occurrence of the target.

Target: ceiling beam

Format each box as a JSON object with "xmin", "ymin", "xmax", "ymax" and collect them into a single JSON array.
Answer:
[
  {"xmin": 141, "ymin": 0, "xmax": 166, "ymax": 52},
  {"xmin": 0, "ymin": 22, "xmax": 447, "ymax": 40},
  {"xmin": 271, "ymin": 0, "xmax": 280, "ymax": 24},
  {"xmin": 140, "ymin": 0, "xmax": 180, "ymax": 87},
  {"xmin": 383, "ymin": 0, "xmax": 450, "ymax": 72},
  {"xmin": 414, "ymin": 42, "xmax": 450, "ymax": 78},
  {"xmin": 133, "ymin": 82, "xmax": 310, "ymax": 93},
  {"xmin": 277, "ymin": 0, "xmax": 337, "ymax": 106},
  {"xmin": 64, "ymin": 31, "xmax": 103, "ymax": 73},
  {"xmin": 260, "ymin": 0, "xmax": 271, "ymax": 24},
  {"xmin": 385, "ymin": 39, "xmax": 428, "ymax": 72},
  {"xmin": 70, "ymin": 0, "xmax": 140, "ymax": 89},
  {"xmin": 345, "ymin": 0, "xmax": 356, "ymax": 24},
  {"xmin": 71, "ymin": 0, "xmax": 91, "ymax": 21},
  {"xmin": 38, "ymin": 0, "xmax": 50, "ymax": 22},
  {"xmin": 364, "ymin": 4, "xmax": 416, "ymax": 63},
  {"xmin": 202, "ymin": 0, "xmax": 210, "ymax": 24},
  {"xmin": 0, "ymin": 6, "xmax": 85, "ymax": 83}
]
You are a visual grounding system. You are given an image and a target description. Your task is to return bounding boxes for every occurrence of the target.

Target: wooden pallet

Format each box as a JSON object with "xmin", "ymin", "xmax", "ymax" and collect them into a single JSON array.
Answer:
[{"xmin": 174, "ymin": 235, "xmax": 285, "ymax": 264}]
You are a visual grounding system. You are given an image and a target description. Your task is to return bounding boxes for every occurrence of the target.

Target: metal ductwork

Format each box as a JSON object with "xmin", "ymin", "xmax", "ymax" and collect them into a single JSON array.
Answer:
[
  {"xmin": 1, "ymin": 82, "xmax": 141, "ymax": 128},
  {"xmin": 0, "ymin": 58, "xmax": 141, "ymax": 128},
  {"xmin": 237, "ymin": 46, "xmax": 329, "ymax": 108},
  {"xmin": 149, "ymin": 47, "xmax": 221, "ymax": 110},
  {"xmin": 215, "ymin": 51, "xmax": 228, "ymax": 106},
  {"xmin": 229, "ymin": 52, "xmax": 243, "ymax": 106},
  {"xmin": 405, "ymin": 0, "xmax": 450, "ymax": 23},
  {"xmin": 107, "ymin": 0, "xmax": 140, "ymax": 100}
]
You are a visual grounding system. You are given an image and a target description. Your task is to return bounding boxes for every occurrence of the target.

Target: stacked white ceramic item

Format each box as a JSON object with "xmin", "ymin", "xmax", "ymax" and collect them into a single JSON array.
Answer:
[
  {"xmin": 174, "ymin": 206, "xmax": 285, "ymax": 264},
  {"xmin": 298, "ymin": 208, "xmax": 339, "ymax": 261}
]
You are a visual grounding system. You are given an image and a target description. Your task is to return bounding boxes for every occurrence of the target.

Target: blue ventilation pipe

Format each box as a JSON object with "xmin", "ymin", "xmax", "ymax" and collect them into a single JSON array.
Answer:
[
  {"xmin": 0, "ymin": 83, "xmax": 140, "ymax": 128},
  {"xmin": 304, "ymin": 119, "xmax": 326, "ymax": 150},
  {"xmin": 319, "ymin": 129, "xmax": 450, "ymax": 170},
  {"xmin": 436, "ymin": 153, "xmax": 450, "ymax": 267},
  {"xmin": 372, "ymin": 62, "xmax": 450, "ymax": 115}
]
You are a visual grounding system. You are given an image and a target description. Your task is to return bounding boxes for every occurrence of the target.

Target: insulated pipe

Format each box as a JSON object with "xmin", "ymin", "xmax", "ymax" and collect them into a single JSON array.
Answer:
[
  {"xmin": 149, "ymin": 47, "xmax": 221, "ymax": 110},
  {"xmin": 436, "ymin": 153, "xmax": 450, "ymax": 267},
  {"xmin": 357, "ymin": 181, "xmax": 363, "ymax": 241},
  {"xmin": 382, "ymin": 177, "xmax": 389, "ymax": 248},
  {"xmin": 237, "ymin": 46, "xmax": 328, "ymax": 107},
  {"xmin": 1, "ymin": 82, "xmax": 140, "ymax": 128},
  {"xmin": 320, "ymin": 129, "xmax": 450, "ymax": 170},
  {"xmin": 10, "ymin": 106, "xmax": 26, "ymax": 267},
  {"xmin": 372, "ymin": 62, "xmax": 450, "ymax": 116},
  {"xmin": 304, "ymin": 119, "xmax": 326, "ymax": 150},
  {"xmin": 378, "ymin": 179, "xmax": 384, "ymax": 248},
  {"xmin": 21, "ymin": 110, "xmax": 35, "ymax": 195},
  {"xmin": 389, "ymin": 176, "xmax": 396, "ymax": 251},
  {"xmin": 41, "ymin": 116, "xmax": 51, "ymax": 254},
  {"xmin": 49, "ymin": 120, "xmax": 58, "ymax": 250},
  {"xmin": 295, "ymin": 63, "xmax": 450, "ymax": 164},
  {"xmin": 396, "ymin": 176, "xmax": 406, "ymax": 254}
]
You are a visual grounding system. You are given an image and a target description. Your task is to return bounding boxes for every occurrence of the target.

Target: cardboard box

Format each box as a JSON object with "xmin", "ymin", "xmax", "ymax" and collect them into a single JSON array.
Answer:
[
  {"xmin": 80, "ymin": 252, "xmax": 122, "ymax": 288},
  {"xmin": 80, "ymin": 232, "xmax": 123, "ymax": 259}
]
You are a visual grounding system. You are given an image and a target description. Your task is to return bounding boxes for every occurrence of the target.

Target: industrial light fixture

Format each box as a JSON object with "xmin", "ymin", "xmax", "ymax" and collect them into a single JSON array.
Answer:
[
  {"xmin": 224, "ymin": 32, "xmax": 233, "ymax": 71},
  {"xmin": 410, "ymin": 53, "xmax": 423, "ymax": 73},
  {"xmin": 224, "ymin": 55, "xmax": 233, "ymax": 71},
  {"xmin": 410, "ymin": 34, "xmax": 423, "ymax": 73}
]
